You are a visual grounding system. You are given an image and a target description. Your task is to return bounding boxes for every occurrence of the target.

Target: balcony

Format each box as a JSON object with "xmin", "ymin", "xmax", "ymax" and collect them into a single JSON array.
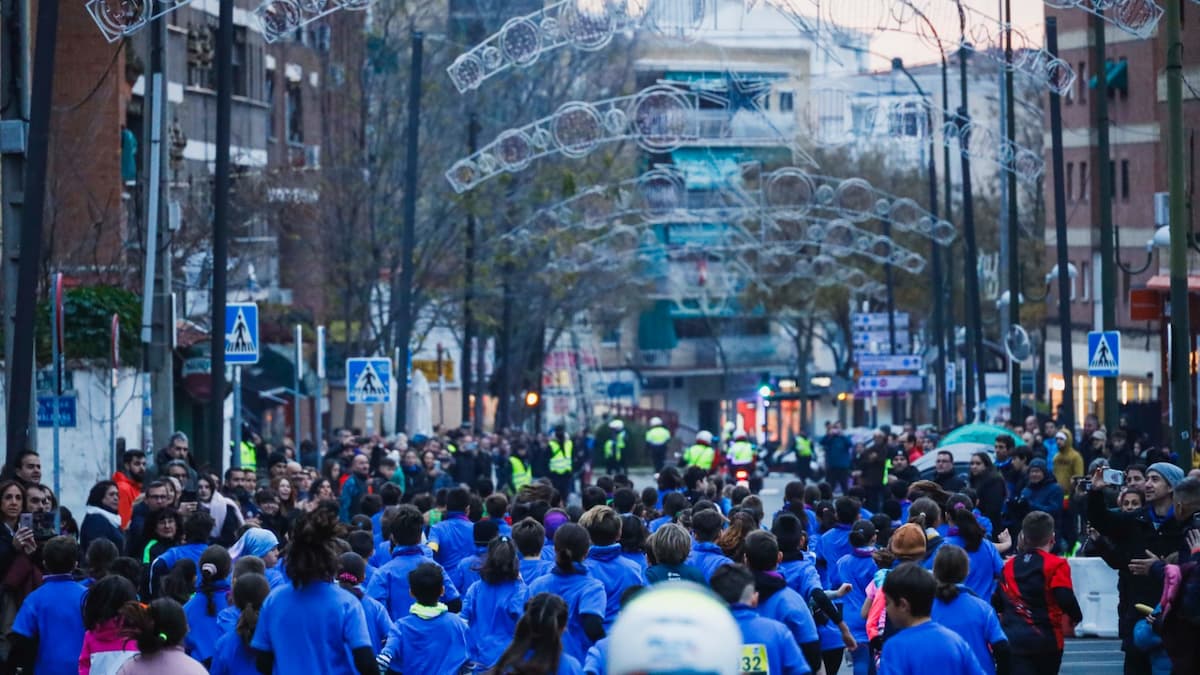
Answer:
[{"xmin": 685, "ymin": 109, "xmax": 797, "ymax": 147}]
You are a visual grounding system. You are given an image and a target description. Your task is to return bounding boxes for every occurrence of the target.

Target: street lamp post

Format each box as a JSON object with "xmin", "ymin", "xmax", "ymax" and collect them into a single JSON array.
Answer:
[
  {"xmin": 1004, "ymin": 0, "xmax": 1023, "ymax": 423},
  {"xmin": 1165, "ymin": 0, "xmax": 1192, "ymax": 464},
  {"xmin": 892, "ymin": 57, "xmax": 944, "ymax": 430}
]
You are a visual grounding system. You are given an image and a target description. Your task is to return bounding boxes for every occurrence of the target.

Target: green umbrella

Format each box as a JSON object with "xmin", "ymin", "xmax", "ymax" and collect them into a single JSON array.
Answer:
[{"xmin": 938, "ymin": 423, "xmax": 1027, "ymax": 448}]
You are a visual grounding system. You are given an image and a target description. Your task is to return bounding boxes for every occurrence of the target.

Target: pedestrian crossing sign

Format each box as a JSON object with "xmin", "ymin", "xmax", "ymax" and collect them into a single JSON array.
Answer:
[
  {"xmin": 346, "ymin": 357, "xmax": 392, "ymax": 404},
  {"xmin": 224, "ymin": 303, "xmax": 259, "ymax": 364},
  {"xmin": 1087, "ymin": 330, "xmax": 1120, "ymax": 378}
]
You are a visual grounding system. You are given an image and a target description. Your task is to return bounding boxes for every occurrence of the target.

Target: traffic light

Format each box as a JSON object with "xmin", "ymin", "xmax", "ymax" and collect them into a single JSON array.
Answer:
[
  {"xmin": 524, "ymin": 390, "xmax": 540, "ymax": 407},
  {"xmin": 757, "ymin": 372, "xmax": 773, "ymax": 398}
]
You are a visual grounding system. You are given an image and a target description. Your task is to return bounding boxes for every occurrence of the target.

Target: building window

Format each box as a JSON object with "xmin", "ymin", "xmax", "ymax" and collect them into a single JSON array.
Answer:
[
  {"xmin": 1066, "ymin": 161, "xmax": 1075, "ymax": 201},
  {"xmin": 1121, "ymin": 159, "xmax": 1130, "ymax": 200},
  {"xmin": 888, "ymin": 101, "xmax": 922, "ymax": 137},
  {"xmin": 286, "ymin": 82, "xmax": 303, "ymax": 144},
  {"xmin": 232, "ymin": 27, "xmax": 248, "ymax": 97},
  {"xmin": 187, "ymin": 24, "xmax": 215, "ymax": 89},
  {"xmin": 266, "ymin": 71, "xmax": 276, "ymax": 140},
  {"xmin": 779, "ymin": 91, "xmax": 794, "ymax": 112},
  {"xmin": 1080, "ymin": 261, "xmax": 1091, "ymax": 302},
  {"xmin": 1080, "ymin": 161, "xmax": 1089, "ymax": 200}
]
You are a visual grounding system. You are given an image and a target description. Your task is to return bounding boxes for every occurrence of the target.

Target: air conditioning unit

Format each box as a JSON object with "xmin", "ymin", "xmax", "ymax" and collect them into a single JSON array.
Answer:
[{"xmin": 1154, "ymin": 192, "xmax": 1169, "ymax": 227}]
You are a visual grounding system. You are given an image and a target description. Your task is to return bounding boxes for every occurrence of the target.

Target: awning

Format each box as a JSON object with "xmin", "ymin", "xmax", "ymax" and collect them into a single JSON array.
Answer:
[
  {"xmin": 1089, "ymin": 59, "xmax": 1128, "ymax": 91},
  {"xmin": 663, "ymin": 71, "xmax": 728, "ymax": 91},
  {"xmin": 1144, "ymin": 274, "xmax": 1200, "ymax": 291}
]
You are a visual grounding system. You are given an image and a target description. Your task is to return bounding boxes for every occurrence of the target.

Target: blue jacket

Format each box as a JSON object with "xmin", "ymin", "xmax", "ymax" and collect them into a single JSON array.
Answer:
[
  {"xmin": 817, "ymin": 524, "xmax": 854, "ymax": 587},
  {"xmin": 339, "ymin": 474, "xmax": 371, "ymax": 522},
  {"xmin": 10, "ymin": 576, "xmax": 86, "ymax": 675},
  {"xmin": 183, "ymin": 580, "xmax": 232, "ymax": 662},
  {"xmin": 521, "ymin": 557, "xmax": 553, "ymax": 584},
  {"xmin": 836, "ymin": 548, "xmax": 879, "ymax": 642},
  {"xmin": 356, "ymin": 590, "xmax": 394, "ymax": 653},
  {"xmin": 755, "ymin": 570, "xmax": 819, "ymax": 649},
  {"xmin": 462, "ymin": 578, "xmax": 528, "ymax": 670},
  {"xmin": 451, "ymin": 549, "xmax": 485, "ymax": 596},
  {"xmin": 586, "ymin": 544, "xmax": 646, "ymax": 628},
  {"xmin": 429, "ymin": 513, "xmax": 477, "ymax": 572},
  {"xmin": 1020, "ymin": 478, "xmax": 1065, "ymax": 516},
  {"xmin": 778, "ymin": 554, "xmax": 843, "ymax": 651},
  {"xmin": 820, "ymin": 434, "xmax": 852, "ymax": 470},
  {"xmin": 528, "ymin": 566, "xmax": 607, "ymax": 664},
  {"xmin": 365, "ymin": 545, "xmax": 460, "ymax": 620},
  {"xmin": 687, "ymin": 541, "xmax": 735, "ymax": 582},
  {"xmin": 730, "ymin": 605, "xmax": 811, "ymax": 674},
  {"xmin": 209, "ymin": 631, "xmax": 258, "ymax": 675},
  {"xmin": 150, "ymin": 542, "xmax": 208, "ymax": 592},
  {"xmin": 381, "ymin": 607, "xmax": 469, "ymax": 674},
  {"xmin": 583, "ymin": 637, "xmax": 609, "ymax": 675}
]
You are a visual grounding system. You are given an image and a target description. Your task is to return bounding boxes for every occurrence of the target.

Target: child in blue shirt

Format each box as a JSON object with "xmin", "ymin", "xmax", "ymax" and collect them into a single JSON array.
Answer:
[
  {"xmin": 930, "ymin": 546, "xmax": 1010, "ymax": 675},
  {"xmin": 366, "ymin": 503, "xmax": 461, "ymax": 620},
  {"xmin": 837, "ymin": 520, "xmax": 879, "ymax": 675},
  {"xmin": 462, "ymin": 536, "xmax": 529, "ymax": 672},
  {"xmin": 527, "ymin": 523, "xmax": 607, "ymax": 664},
  {"xmin": 818, "ymin": 497, "xmax": 861, "ymax": 587},
  {"xmin": 380, "ymin": 562, "xmax": 470, "ymax": 674},
  {"xmin": 687, "ymin": 508, "xmax": 735, "ymax": 581},
  {"xmin": 183, "ymin": 545, "xmax": 233, "ymax": 665},
  {"xmin": 943, "ymin": 506, "xmax": 1004, "ymax": 602},
  {"xmin": 745, "ymin": 530, "xmax": 823, "ymax": 674},
  {"xmin": 250, "ymin": 508, "xmax": 376, "ymax": 675},
  {"xmin": 10, "ymin": 536, "xmax": 87, "ymax": 675},
  {"xmin": 581, "ymin": 506, "xmax": 645, "ymax": 628},
  {"xmin": 429, "ymin": 487, "xmax": 477, "ymax": 572},
  {"xmin": 513, "ymin": 517, "xmax": 554, "ymax": 584},
  {"xmin": 878, "ymin": 562, "xmax": 985, "ymax": 675},
  {"xmin": 490, "ymin": 592, "xmax": 583, "ymax": 675},
  {"xmin": 709, "ymin": 563, "xmax": 810, "ymax": 675},
  {"xmin": 217, "ymin": 555, "xmax": 266, "ymax": 635},
  {"xmin": 452, "ymin": 519, "xmax": 499, "ymax": 594},
  {"xmin": 149, "ymin": 512, "xmax": 214, "ymax": 594},
  {"xmin": 209, "ymin": 572, "xmax": 269, "ymax": 675},
  {"xmin": 337, "ymin": 552, "xmax": 394, "ymax": 653}
]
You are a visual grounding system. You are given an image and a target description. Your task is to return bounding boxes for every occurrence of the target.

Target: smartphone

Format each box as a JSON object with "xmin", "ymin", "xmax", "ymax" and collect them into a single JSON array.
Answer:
[
  {"xmin": 1103, "ymin": 468, "xmax": 1126, "ymax": 486},
  {"xmin": 18, "ymin": 513, "xmax": 31, "ymax": 531},
  {"xmin": 180, "ymin": 489, "xmax": 198, "ymax": 503},
  {"xmin": 31, "ymin": 512, "xmax": 56, "ymax": 540}
]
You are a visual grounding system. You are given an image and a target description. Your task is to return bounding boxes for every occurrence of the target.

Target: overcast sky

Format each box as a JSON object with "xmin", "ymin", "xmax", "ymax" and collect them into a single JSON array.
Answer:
[{"xmin": 868, "ymin": 0, "xmax": 1048, "ymax": 68}]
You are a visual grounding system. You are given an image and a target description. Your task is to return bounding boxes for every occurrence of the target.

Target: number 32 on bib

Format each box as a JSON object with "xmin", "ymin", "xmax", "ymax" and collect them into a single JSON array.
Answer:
[{"xmin": 741, "ymin": 644, "xmax": 769, "ymax": 674}]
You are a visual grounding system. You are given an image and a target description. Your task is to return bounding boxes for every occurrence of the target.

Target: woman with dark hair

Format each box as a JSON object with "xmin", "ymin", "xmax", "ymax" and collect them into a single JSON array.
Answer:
[
  {"xmin": 80, "ymin": 575, "xmax": 139, "ymax": 674},
  {"xmin": 115, "ymin": 598, "xmax": 207, "ymax": 674},
  {"xmin": 0, "ymin": 479, "xmax": 35, "ymax": 622},
  {"xmin": 931, "ymin": 545, "xmax": 1010, "ymax": 675},
  {"xmin": 270, "ymin": 476, "xmax": 297, "ymax": 517},
  {"xmin": 209, "ymin": 573, "xmax": 269, "ymax": 675},
  {"xmin": 336, "ymin": 552, "xmax": 392, "ymax": 653},
  {"xmin": 138, "ymin": 507, "xmax": 181, "ymax": 598},
  {"xmin": 463, "ymin": 536, "xmax": 528, "ymax": 671},
  {"xmin": 321, "ymin": 458, "xmax": 343, "ymax": 491},
  {"xmin": 301, "ymin": 478, "xmax": 336, "ymax": 513},
  {"xmin": 968, "ymin": 452, "xmax": 1006, "ymax": 529},
  {"xmin": 250, "ymin": 507, "xmax": 377, "ymax": 674},
  {"xmin": 81, "ymin": 480, "xmax": 125, "ymax": 554},
  {"xmin": 490, "ymin": 593, "xmax": 581, "ymax": 674},
  {"xmin": 182, "ymin": 545, "xmax": 232, "ymax": 665},
  {"xmin": 526, "ymin": 523, "xmax": 606, "ymax": 664},
  {"xmin": 197, "ymin": 474, "xmax": 242, "ymax": 546},
  {"xmin": 944, "ymin": 498, "xmax": 1004, "ymax": 602}
]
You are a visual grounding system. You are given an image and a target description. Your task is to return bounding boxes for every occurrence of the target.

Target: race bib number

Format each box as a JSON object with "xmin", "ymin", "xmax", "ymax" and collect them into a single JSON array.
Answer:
[{"xmin": 741, "ymin": 644, "xmax": 769, "ymax": 674}]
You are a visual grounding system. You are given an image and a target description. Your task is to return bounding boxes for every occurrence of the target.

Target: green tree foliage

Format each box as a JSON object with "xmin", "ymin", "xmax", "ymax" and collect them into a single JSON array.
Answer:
[{"xmin": 35, "ymin": 285, "xmax": 142, "ymax": 364}]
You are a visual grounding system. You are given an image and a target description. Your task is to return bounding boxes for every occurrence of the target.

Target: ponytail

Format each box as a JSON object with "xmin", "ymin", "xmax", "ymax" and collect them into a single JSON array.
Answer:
[
  {"xmin": 198, "ymin": 545, "xmax": 232, "ymax": 617},
  {"xmin": 551, "ymin": 523, "xmax": 591, "ymax": 573},
  {"xmin": 231, "ymin": 573, "xmax": 270, "ymax": 646},
  {"xmin": 931, "ymin": 545, "xmax": 969, "ymax": 604},
  {"xmin": 118, "ymin": 598, "xmax": 188, "ymax": 656},
  {"xmin": 489, "ymin": 593, "xmax": 567, "ymax": 675},
  {"xmin": 950, "ymin": 506, "xmax": 985, "ymax": 552}
]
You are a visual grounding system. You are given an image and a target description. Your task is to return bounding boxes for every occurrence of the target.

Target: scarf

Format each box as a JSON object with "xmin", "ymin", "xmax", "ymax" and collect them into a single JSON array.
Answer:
[
  {"xmin": 230, "ymin": 528, "xmax": 279, "ymax": 559},
  {"xmin": 409, "ymin": 602, "xmax": 448, "ymax": 620},
  {"xmin": 85, "ymin": 505, "xmax": 122, "ymax": 530}
]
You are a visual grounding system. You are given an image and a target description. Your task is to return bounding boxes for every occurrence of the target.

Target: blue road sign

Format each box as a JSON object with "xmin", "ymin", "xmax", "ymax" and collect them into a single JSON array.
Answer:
[
  {"xmin": 346, "ymin": 358, "xmax": 392, "ymax": 404},
  {"xmin": 37, "ymin": 395, "xmax": 77, "ymax": 428},
  {"xmin": 1087, "ymin": 331, "xmax": 1120, "ymax": 378},
  {"xmin": 225, "ymin": 303, "xmax": 259, "ymax": 364}
]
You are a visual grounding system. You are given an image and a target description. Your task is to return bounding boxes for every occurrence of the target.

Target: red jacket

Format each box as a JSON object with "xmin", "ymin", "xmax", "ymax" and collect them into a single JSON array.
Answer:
[{"xmin": 112, "ymin": 471, "xmax": 141, "ymax": 529}]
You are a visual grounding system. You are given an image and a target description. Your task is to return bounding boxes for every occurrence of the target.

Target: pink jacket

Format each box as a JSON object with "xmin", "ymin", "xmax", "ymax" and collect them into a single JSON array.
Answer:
[{"xmin": 79, "ymin": 619, "xmax": 137, "ymax": 675}]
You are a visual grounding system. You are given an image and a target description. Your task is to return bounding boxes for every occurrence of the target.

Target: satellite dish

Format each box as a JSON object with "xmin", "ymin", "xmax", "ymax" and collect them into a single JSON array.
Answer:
[{"xmin": 1005, "ymin": 325, "xmax": 1032, "ymax": 362}]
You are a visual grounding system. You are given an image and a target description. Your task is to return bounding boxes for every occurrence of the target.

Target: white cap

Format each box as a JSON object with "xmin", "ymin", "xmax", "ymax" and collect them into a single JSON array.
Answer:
[
  {"xmin": 696, "ymin": 430, "xmax": 714, "ymax": 444},
  {"xmin": 649, "ymin": 417, "xmax": 663, "ymax": 427},
  {"xmin": 609, "ymin": 419, "xmax": 625, "ymax": 430},
  {"xmin": 733, "ymin": 429, "xmax": 748, "ymax": 441},
  {"xmin": 608, "ymin": 582, "xmax": 741, "ymax": 675}
]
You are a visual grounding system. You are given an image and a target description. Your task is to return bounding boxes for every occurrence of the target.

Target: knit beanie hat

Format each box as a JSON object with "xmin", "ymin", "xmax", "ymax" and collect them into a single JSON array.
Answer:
[
  {"xmin": 890, "ymin": 523, "xmax": 926, "ymax": 557},
  {"xmin": 1148, "ymin": 462, "xmax": 1185, "ymax": 489},
  {"xmin": 1029, "ymin": 458, "xmax": 1048, "ymax": 472}
]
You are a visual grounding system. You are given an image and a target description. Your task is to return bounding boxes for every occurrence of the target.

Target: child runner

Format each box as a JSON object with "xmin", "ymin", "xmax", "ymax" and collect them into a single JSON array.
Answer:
[
  {"xmin": 115, "ymin": 599, "xmax": 208, "ymax": 674},
  {"xmin": 79, "ymin": 575, "xmax": 139, "ymax": 675},
  {"xmin": 930, "ymin": 545, "xmax": 1010, "ymax": 675},
  {"xmin": 687, "ymin": 508, "xmax": 735, "ymax": 581},
  {"xmin": 513, "ymin": 517, "xmax": 553, "ymax": 583},
  {"xmin": 9, "ymin": 536, "xmax": 87, "ymax": 674},
  {"xmin": 250, "ymin": 508, "xmax": 377, "ymax": 674},
  {"xmin": 817, "ymin": 497, "xmax": 860, "ymax": 586},
  {"xmin": 182, "ymin": 545, "xmax": 232, "ymax": 666},
  {"xmin": 366, "ymin": 503, "xmax": 460, "ymax": 620},
  {"xmin": 709, "ymin": 564, "xmax": 810, "ymax": 675},
  {"xmin": 217, "ymin": 555, "xmax": 266, "ymax": 634},
  {"xmin": 451, "ymin": 519, "xmax": 500, "ymax": 594},
  {"xmin": 876, "ymin": 563, "xmax": 984, "ymax": 675},
  {"xmin": 580, "ymin": 506, "xmax": 645, "ymax": 628},
  {"xmin": 996, "ymin": 511, "xmax": 1082, "ymax": 675},
  {"xmin": 229, "ymin": 528, "xmax": 285, "ymax": 589},
  {"xmin": 837, "ymin": 520, "xmax": 879, "ymax": 675},
  {"xmin": 527, "ymin": 523, "xmax": 607, "ymax": 664},
  {"xmin": 462, "ymin": 535, "xmax": 528, "ymax": 672},
  {"xmin": 379, "ymin": 562, "xmax": 470, "ymax": 674},
  {"xmin": 944, "ymin": 503, "xmax": 1004, "ymax": 601},
  {"xmin": 618, "ymin": 514, "xmax": 648, "ymax": 572},
  {"xmin": 744, "ymin": 530, "xmax": 823, "ymax": 674},
  {"xmin": 645, "ymin": 523, "xmax": 706, "ymax": 584},
  {"xmin": 428, "ymin": 487, "xmax": 477, "ymax": 572},
  {"xmin": 492, "ymin": 593, "xmax": 584, "ymax": 674},
  {"xmin": 336, "ymin": 552, "xmax": 393, "ymax": 653},
  {"xmin": 209, "ymin": 573, "xmax": 269, "ymax": 675}
]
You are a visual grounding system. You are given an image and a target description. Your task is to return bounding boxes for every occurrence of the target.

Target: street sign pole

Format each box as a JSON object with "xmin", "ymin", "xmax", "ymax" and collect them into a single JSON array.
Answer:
[
  {"xmin": 294, "ymin": 324, "xmax": 302, "ymax": 446},
  {"xmin": 50, "ymin": 273, "xmax": 62, "ymax": 520},
  {"xmin": 316, "ymin": 326, "xmax": 325, "ymax": 453},
  {"xmin": 111, "ymin": 314, "xmax": 119, "ymax": 474},
  {"xmin": 231, "ymin": 365, "xmax": 241, "ymax": 469}
]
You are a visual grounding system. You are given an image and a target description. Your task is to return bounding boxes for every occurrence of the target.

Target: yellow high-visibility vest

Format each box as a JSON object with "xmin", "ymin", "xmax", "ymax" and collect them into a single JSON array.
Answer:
[
  {"xmin": 646, "ymin": 426, "xmax": 671, "ymax": 446},
  {"xmin": 605, "ymin": 432, "xmax": 626, "ymax": 461},
  {"xmin": 685, "ymin": 444, "xmax": 715, "ymax": 470},
  {"xmin": 549, "ymin": 439, "xmax": 573, "ymax": 474},
  {"xmin": 510, "ymin": 456, "xmax": 532, "ymax": 490},
  {"xmin": 796, "ymin": 436, "xmax": 813, "ymax": 457},
  {"xmin": 239, "ymin": 441, "xmax": 256, "ymax": 471},
  {"xmin": 730, "ymin": 441, "xmax": 755, "ymax": 464}
]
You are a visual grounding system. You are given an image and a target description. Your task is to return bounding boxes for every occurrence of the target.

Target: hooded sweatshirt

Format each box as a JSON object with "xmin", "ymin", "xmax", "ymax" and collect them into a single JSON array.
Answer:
[
  {"xmin": 586, "ymin": 544, "xmax": 645, "ymax": 628},
  {"xmin": 380, "ymin": 603, "xmax": 469, "ymax": 674},
  {"xmin": 754, "ymin": 569, "xmax": 820, "ymax": 672},
  {"xmin": 79, "ymin": 618, "xmax": 137, "ymax": 675},
  {"xmin": 1052, "ymin": 430, "xmax": 1084, "ymax": 494}
]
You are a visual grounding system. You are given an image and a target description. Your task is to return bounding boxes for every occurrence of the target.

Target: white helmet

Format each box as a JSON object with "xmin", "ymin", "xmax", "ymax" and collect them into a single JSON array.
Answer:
[
  {"xmin": 609, "ymin": 419, "xmax": 625, "ymax": 431},
  {"xmin": 608, "ymin": 582, "xmax": 741, "ymax": 675},
  {"xmin": 724, "ymin": 421, "xmax": 736, "ymax": 432},
  {"xmin": 649, "ymin": 417, "xmax": 663, "ymax": 427},
  {"xmin": 696, "ymin": 430, "xmax": 714, "ymax": 444},
  {"xmin": 733, "ymin": 429, "xmax": 748, "ymax": 441}
]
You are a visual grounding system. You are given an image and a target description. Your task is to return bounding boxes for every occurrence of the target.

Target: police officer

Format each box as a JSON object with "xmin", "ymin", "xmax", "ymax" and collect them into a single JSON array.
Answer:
[
  {"xmin": 508, "ymin": 444, "xmax": 533, "ymax": 494},
  {"xmin": 645, "ymin": 417, "xmax": 672, "ymax": 472},
  {"xmin": 604, "ymin": 419, "xmax": 627, "ymax": 475},
  {"xmin": 548, "ymin": 426, "xmax": 575, "ymax": 498},
  {"xmin": 794, "ymin": 430, "xmax": 814, "ymax": 482},
  {"xmin": 683, "ymin": 431, "xmax": 716, "ymax": 473}
]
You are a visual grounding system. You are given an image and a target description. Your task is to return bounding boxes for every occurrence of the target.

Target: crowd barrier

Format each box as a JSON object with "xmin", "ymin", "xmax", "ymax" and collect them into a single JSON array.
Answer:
[{"xmin": 1069, "ymin": 557, "xmax": 1121, "ymax": 638}]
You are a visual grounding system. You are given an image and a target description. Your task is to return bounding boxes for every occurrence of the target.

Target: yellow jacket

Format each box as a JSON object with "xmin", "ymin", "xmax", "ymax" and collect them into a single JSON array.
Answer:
[{"xmin": 1052, "ymin": 429, "xmax": 1083, "ymax": 493}]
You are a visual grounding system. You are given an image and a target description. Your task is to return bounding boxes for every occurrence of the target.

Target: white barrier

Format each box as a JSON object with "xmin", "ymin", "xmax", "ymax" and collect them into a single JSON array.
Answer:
[{"xmin": 1069, "ymin": 557, "xmax": 1121, "ymax": 638}]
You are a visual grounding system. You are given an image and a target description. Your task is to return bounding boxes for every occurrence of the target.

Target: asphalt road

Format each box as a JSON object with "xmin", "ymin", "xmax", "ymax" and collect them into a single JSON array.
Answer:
[{"xmin": 626, "ymin": 470, "xmax": 1126, "ymax": 675}]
